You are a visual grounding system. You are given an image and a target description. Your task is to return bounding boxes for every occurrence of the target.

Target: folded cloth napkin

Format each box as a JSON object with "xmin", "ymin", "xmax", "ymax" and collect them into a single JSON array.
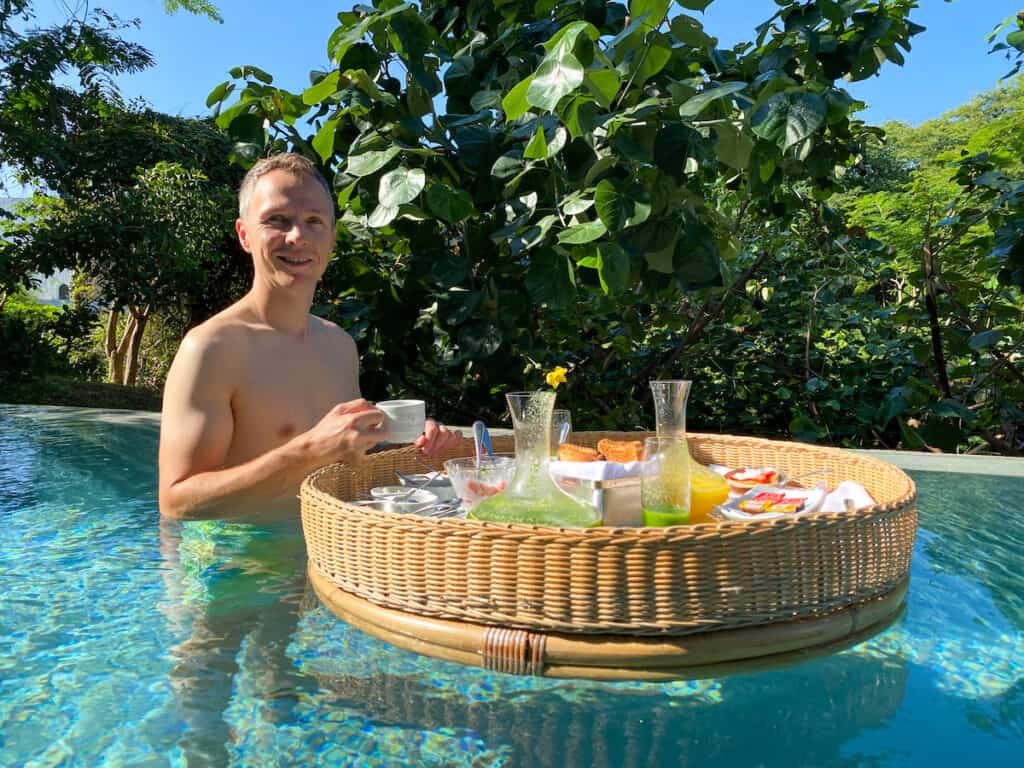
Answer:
[
  {"xmin": 820, "ymin": 480, "xmax": 877, "ymax": 513},
  {"xmin": 549, "ymin": 460, "xmax": 643, "ymax": 482}
]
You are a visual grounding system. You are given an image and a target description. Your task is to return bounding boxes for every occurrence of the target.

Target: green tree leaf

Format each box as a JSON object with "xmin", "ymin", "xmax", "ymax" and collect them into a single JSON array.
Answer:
[
  {"xmin": 225, "ymin": 112, "xmax": 264, "ymax": 145},
  {"xmin": 378, "ymin": 167, "xmax": 426, "ymax": 208},
  {"xmin": 303, "ymin": 71, "xmax": 341, "ymax": 105},
  {"xmin": 458, "ymin": 319, "xmax": 503, "ymax": 357},
  {"xmin": 967, "ymin": 329, "xmax": 1004, "ymax": 350},
  {"xmin": 817, "ymin": 0, "xmax": 845, "ymax": 25},
  {"xmin": 678, "ymin": 81, "xmax": 747, "ymax": 119},
  {"xmin": 751, "ymin": 92, "xmax": 827, "ymax": 151},
  {"xmin": 523, "ymin": 124, "xmax": 549, "ymax": 160},
  {"xmin": 632, "ymin": 32, "xmax": 673, "ymax": 89},
  {"xmin": 670, "ymin": 15, "xmax": 712, "ymax": 48},
  {"xmin": 875, "ymin": 387, "xmax": 911, "ymax": 427},
  {"xmin": 674, "ymin": 0, "xmax": 712, "ymax": 11},
  {"xmin": 502, "ymin": 76, "xmax": 534, "ymax": 121},
  {"xmin": 543, "ymin": 20, "xmax": 601, "ymax": 52},
  {"xmin": 426, "ymin": 183, "xmax": 475, "ymax": 224},
  {"xmin": 560, "ymin": 191, "xmax": 594, "ymax": 216},
  {"xmin": 525, "ymin": 248, "xmax": 575, "ymax": 308},
  {"xmin": 714, "ymin": 122, "xmax": 754, "ymax": 170},
  {"xmin": 930, "ymin": 399, "xmax": 978, "ymax": 424},
  {"xmin": 594, "ymin": 179, "xmax": 651, "ymax": 232},
  {"xmin": 347, "ymin": 146, "xmax": 401, "ymax": 177},
  {"xmin": 206, "ymin": 80, "xmax": 235, "ymax": 108},
  {"xmin": 898, "ymin": 421, "xmax": 927, "ymax": 451},
  {"xmin": 491, "ymin": 151, "xmax": 527, "ymax": 181},
  {"xmin": 596, "ymin": 242, "xmax": 630, "ymax": 294},
  {"xmin": 344, "ymin": 69, "xmax": 398, "ymax": 106},
  {"xmin": 557, "ymin": 219, "xmax": 607, "ymax": 244},
  {"xmin": 582, "ymin": 70, "xmax": 621, "ymax": 108},
  {"xmin": 526, "ymin": 55, "xmax": 584, "ymax": 112},
  {"xmin": 432, "ymin": 249, "xmax": 472, "ymax": 287},
  {"xmin": 408, "ymin": 81, "xmax": 433, "ymax": 116},
  {"xmin": 629, "ymin": 0, "xmax": 672, "ymax": 31},
  {"xmin": 367, "ymin": 204, "xmax": 399, "ymax": 228},
  {"xmin": 918, "ymin": 418, "xmax": 964, "ymax": 453},
  {"xmin": 312, "ymin": 117, "xmax": 340, "ymax": 163}
]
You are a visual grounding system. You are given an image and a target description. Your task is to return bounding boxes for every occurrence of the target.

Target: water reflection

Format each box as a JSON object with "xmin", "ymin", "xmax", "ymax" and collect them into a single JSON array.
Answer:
[{"xmin": 306, "ymin": 652, "xmax": 908, "ymax": 768}]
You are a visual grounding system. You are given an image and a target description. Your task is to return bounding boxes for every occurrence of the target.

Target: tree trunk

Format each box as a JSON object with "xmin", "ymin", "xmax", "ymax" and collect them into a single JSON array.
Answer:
[
  {"xmin": 123, "ymin": 306, "xmax": 149, "ymax": 386},
  {"xmin": 105, "ymin": 307, "xmax": 124, "ymax": 384},
  {"xmin": 921, "ymin": 221, "xmax": 952, "ymax": 398}
]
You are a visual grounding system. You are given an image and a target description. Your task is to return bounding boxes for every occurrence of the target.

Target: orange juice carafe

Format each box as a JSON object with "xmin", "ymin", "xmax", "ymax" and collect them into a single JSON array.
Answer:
[{"xmin": 689, "ymin": 460, "xmax": 729, "ymax": 524}]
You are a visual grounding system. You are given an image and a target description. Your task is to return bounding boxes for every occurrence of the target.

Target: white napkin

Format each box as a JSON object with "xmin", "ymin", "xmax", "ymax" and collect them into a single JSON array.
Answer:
[
  {"xmin": 549, "ymin": 460, "xmax": 643, "ymax": 482},
  {"xmin": 820, "ymin": 480, "xmax": 877, "ymax": 513}
]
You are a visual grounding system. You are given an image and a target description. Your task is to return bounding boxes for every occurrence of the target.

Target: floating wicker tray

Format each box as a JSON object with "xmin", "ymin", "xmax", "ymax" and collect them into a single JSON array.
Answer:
[{"xmin": 301, "ymin": 431, "xmax": 917, "ymax": 677}]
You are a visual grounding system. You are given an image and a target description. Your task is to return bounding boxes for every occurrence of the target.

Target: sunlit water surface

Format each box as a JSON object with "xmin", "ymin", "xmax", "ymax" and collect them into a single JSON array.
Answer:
[{"xmin": 1, "ymin": 405, "xmax": 1022, "ymax": 767}]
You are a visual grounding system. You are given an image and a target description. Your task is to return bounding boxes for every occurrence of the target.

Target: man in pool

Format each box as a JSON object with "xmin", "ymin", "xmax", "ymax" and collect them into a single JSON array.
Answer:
[
  {"xmin": 158, "ymin": 153, "xmax": 460, "ymax": 522},
  {"xmin": 158, "ymin": 153, "xmax": 461, "ymax": 764}
]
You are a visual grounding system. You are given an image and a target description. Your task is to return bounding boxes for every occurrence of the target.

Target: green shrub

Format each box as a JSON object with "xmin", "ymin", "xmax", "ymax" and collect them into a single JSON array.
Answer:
[{"xmin": 0, "ymin": 293, "xmax": 102, "ymax": 386}]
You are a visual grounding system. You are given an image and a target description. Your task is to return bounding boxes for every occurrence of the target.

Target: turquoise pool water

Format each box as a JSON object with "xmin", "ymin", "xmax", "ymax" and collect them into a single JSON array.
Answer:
[{"xmin": 1, "ymin": 405, "xmax": 1022, "ymax": 767}]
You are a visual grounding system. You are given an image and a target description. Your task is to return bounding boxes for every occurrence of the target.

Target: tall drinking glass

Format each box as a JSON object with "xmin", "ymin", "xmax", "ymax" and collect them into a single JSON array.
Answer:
[
  {"xmin": 550, "ymin": 409, "xmax": 572, "ymax": 456},
  {"xmin": 649, "ymin": 380, "xmax": 692, "ymax": 438},
  {"xmin": 641, "ymin": 436, "xmax": 691, "ymax": 526}
]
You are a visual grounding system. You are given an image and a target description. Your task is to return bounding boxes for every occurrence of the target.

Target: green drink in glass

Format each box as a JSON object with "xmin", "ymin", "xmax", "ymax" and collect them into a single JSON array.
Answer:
[
  {"xmin": 472, "ymin": 391, "xmax": 601, "ymax": 527},
  {"xmin": 641, "ymin": 436, "xmax": 691, "ymax": 527}
]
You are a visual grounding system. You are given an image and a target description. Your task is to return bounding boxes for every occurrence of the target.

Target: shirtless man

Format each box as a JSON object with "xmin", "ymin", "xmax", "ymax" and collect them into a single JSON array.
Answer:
[{"xmin": 158, "ymin": 153, "xmax": 458, "ymax": 522}]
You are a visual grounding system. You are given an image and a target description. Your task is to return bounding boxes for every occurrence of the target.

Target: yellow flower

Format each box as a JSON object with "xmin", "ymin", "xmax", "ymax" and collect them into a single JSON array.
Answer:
[{"xmin": 545, "ymin": 366, "xmax": 568, "ymax": 389}]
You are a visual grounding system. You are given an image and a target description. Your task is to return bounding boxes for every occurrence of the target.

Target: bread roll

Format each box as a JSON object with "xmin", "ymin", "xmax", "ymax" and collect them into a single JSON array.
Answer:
[
  {"xmin": 557, "ymin": 443, "xmax": 602, "ymax": 462},
  {"xmin": 597, "ymin": 438, "xmax": 646, "ymax": 463}
]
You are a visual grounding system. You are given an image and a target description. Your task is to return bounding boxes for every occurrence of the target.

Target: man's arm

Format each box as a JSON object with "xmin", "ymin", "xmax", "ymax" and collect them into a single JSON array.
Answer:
[{"xmin": 157, "ymin": 329, "xmax": 382, "ymax": 521}]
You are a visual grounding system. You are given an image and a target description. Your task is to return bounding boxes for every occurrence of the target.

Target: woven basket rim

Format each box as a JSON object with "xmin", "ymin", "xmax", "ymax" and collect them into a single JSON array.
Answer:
[
  {"xmin": 301, "ymin": 430, "xmax": 917, "ymax": 534},
  {"xmin": 300, "ymin": 430, "xmax": 918, "ymax": 636}
]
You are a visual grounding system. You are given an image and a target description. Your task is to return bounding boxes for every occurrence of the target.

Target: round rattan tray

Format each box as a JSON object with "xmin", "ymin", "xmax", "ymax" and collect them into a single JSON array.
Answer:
[{"xmin": 301, "ymin": 432, "xmax": 917, "ymax": 678}]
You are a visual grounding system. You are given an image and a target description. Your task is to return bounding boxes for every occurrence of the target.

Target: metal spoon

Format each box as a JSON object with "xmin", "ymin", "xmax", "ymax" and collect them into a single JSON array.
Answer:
[
  {"xmin": 387, "ymin": 474, "xmax": 435, "ymax": 502},
  {"xmin": 473, "ymin": 421, "xmax": 485, "ymax": 468},
  {"xmin": 415, "ymin": 501, "xmax": 464, "ymax": 519}
]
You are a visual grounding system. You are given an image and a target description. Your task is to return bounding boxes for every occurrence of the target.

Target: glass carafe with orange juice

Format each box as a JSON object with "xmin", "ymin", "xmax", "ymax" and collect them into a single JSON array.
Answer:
[{"xmin": 689, "ymin": 460, "xmax": 730, "ymax": 524}]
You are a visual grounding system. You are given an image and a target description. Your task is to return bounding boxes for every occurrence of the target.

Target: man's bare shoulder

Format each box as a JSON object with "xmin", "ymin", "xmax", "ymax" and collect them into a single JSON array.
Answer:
[
  {"xmin": 310, "ymin": 314, "xmax": 357, "ymax": 351},
  {"xmin": 178, "ymin": 303, "xmax": 258, "ymax": 358}
]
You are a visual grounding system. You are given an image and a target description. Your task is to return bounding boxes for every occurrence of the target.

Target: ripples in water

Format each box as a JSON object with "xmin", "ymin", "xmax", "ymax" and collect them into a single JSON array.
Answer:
[{"xmin": 1, "ymin": 405, "xmax": 1022, "ymax": 767}]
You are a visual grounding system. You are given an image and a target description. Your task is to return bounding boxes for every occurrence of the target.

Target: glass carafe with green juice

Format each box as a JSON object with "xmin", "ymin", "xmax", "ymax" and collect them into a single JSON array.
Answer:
[
  {"xmin": 643, "ymin": 380, "xmax": 694, "ymax": 526},
  {"xmin": 471, "ymin": 391, "xmax": 601, "ymax": 527},
  {"xmin": 641, "ymin": 436, "xmax": 692, "ymax": 526}
]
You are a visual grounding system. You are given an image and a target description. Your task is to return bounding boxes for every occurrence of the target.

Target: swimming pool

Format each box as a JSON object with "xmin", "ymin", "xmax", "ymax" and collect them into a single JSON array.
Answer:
[{"xmin": 1, "ymin": 404, "xmax": 1021, "ymax": 767}]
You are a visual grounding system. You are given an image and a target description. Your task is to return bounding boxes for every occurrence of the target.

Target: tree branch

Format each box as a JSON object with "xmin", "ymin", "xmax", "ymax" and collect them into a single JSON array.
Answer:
[{"xmin": 640, "ymin": 249, "xmax": 771, "ymax": 383}]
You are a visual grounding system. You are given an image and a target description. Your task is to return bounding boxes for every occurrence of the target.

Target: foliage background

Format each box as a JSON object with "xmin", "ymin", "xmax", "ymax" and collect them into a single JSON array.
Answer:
[{"xmin": 2, "ymin": 0, "xmax": 1022, "ymax": 455}]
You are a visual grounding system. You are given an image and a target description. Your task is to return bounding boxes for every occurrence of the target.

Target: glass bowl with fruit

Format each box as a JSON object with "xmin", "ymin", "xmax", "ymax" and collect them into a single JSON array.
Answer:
[{"xmin": 443, "ymin": 454, "xmax": 516, "ymax": 510}]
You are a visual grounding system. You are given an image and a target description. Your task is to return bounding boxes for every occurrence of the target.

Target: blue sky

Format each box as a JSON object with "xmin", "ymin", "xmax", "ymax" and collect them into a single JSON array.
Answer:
[{"xmin": 19, "ymin": 0, "xmax": 1024, "ymax": 126}]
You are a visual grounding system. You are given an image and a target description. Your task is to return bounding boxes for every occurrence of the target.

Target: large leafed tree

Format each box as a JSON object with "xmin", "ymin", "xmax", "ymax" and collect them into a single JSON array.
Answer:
[{"xmin": 210, "ymin": 0, "xmax": 927, "ymax": 417}]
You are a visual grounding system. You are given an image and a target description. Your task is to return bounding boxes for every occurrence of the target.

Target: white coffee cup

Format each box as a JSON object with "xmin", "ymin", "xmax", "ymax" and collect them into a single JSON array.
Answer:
[{"xmin": 376, "ymin": 399, "xmax": 426, "ymax": 443}]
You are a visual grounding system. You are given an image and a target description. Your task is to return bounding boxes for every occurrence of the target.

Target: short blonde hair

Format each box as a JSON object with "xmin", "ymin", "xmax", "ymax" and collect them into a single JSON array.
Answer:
[{"xmin": 237, "ymin": 153, "xmax": 334, "ymax": 219}]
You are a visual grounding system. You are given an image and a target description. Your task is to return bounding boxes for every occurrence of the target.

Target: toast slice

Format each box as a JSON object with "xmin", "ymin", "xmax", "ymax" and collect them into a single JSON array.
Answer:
[
  {"xmin": 557, "ymin": 443, "xmax": 602, "ymax": 462},
  {"xmin": 597, "ymin": 438, "xmax": 646, "ymax": 463}
]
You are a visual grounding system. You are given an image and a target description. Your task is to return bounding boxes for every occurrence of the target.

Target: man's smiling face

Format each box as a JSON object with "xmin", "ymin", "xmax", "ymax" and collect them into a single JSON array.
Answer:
[{"xmin": 236, "ymin": 169, "xmax": 335, "ymax": 289}]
